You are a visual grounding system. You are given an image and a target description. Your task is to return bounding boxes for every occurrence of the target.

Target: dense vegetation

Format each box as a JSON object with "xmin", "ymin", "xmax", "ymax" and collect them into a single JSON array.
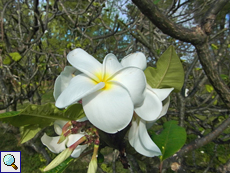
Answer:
[{"xmin": 0, "ymin": 0, "xmax": 230, "ymax": 172}]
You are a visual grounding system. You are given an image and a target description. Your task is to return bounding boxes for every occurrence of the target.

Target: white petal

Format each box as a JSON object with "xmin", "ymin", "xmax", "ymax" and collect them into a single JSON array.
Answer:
[
  {"xmin": 67, "ymin": 48, "xmax": 102, "ymax": 81},
  {"xmin": 53, "ymin": 66, "xmax": 79, "ymax": 100},
  {"xmin": 138, "ymin": 119, "xmax": 162, "ymax": 157},
  {"xmin": 159, "ymin": 97, "xmax": 170, "ymax": 118},
  {"xmin": 146, "ymin": 120, "xmax": 156, "ymax": 129},
  {"xmin": 151, "ymin": 88, "xmax": 174, "ymax": 101},
  {"xmin": 71, "ymin": 145, "xmax": 88, "ymax": 158},
  {"xmin": 41, "ymin": 133, "xmax": 66, "ymax": 154},
  {"xmin": 102, "ymin": 53, "xmax": 122, "ymax": 79},
  {"xmin": 128, "ymin": 118, "xmax": 161, "ymax": 157},
  {"xmin": 54, "ymin": 120, "xmax": 69, "ymax": 135},
  {"xmin": 55, "ymin": 74, "xmax": 105, "ymax": 108},
  {"xmin": 82, "ymin": 83, "xmax": 134, "ymax": 133},
  {"xmin": 128, "ymin": 118, "xmax": 139, "ymax": 146},
  {"xmin": 110, "ymin": 67, "xmax": 146, "ymax": 107},
  {"xmin": 135, "ymin": 89, "xmax": 162, "ymax": 121},
  {"xmin": 121, "ymin": 52, "xmax": 147, "ymax": 70},
  {"xmin": 143, "ymin": 90, "xmax": 172, "ymax": 127},
  {"xmin": 145, "ymin": 97, "xmax": 170, "ymax": 129}
]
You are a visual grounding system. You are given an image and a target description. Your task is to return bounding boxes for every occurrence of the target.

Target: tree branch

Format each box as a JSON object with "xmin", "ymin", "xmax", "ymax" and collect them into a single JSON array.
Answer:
[
  {"xmin": 201, "ymin": 0, "xmax": 229, "ymax": 34},
  {"xmin": 177, "ymin": 115, "xmax": 230, "ymax": 157},
  {"xmin": 131, "ymin": 0, "xmax": 207, "ymax": 44},
  {"xmin": 195, "ymin": 43, "xmax": 230, "ymax": 108}
]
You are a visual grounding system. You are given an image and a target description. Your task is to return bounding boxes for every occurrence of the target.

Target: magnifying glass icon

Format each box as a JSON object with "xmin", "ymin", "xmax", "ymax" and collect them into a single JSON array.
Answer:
[{"xmin": 3, "ymin": 154, "xmax": 18, "ymax": 170}]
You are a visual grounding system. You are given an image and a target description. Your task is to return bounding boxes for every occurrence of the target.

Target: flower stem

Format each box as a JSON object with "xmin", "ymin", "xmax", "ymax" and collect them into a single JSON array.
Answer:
[{"xmin": 69, "ymin": 136, "xmax": 87, "ymax": 151}]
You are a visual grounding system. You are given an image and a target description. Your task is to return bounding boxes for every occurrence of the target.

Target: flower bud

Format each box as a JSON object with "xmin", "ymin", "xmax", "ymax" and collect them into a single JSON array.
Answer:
[
  {"xmin": 43, "ymin": 148, "xmax": 72, "ymax": 171},
  {"xmin": 87, "ymin": 144, "xmax": 99, "ymax": 173}
]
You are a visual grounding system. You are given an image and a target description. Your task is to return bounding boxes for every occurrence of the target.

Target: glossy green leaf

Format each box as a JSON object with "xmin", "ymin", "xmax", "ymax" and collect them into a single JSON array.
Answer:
[
  {"xmin": 1, "ymin": 103, "xmax": 84, "ymax": 127},
  {"xmin": 151, "ymin": 120, "xmax": 186, "ymax": 160},
  {"xmin": 2, "ymin": 103, "xmax": 64, "ymax": 127},
  {"xmin": 20, "ymin": 125, "xmax": 42, "ymax": 144},
  {"xmin": 144, "ymin": 46, "xmax": 184, "ymax": 92}
]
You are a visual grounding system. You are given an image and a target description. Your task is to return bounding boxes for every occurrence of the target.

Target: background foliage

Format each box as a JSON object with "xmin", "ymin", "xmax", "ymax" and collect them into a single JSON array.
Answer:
[{"xmin": 0, "ymin": 0, "xmax": 230, "ymax": 172}]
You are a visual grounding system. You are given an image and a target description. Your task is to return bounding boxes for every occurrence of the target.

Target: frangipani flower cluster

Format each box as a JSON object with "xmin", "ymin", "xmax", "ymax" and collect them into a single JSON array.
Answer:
[
  {"xmin": 41, "ymin": 48, "xmax": 174, "ymax": 172},
  {"xmin": 53, "ymin": 49, "xmax": 173, "ymax": 156}
]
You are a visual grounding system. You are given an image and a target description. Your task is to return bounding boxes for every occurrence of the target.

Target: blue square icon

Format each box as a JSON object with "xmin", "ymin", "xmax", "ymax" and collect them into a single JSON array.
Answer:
[{"xmin": 0, "ymin": 151, "xmax": 21, "ymax": 173}]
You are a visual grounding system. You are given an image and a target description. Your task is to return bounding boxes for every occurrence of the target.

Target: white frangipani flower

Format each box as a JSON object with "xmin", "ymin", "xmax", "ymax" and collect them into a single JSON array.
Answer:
[
  {"xmin": 41, "ymin": 120, "xmax": 87, "ymax": 158},
  {"xmin": 120, "ymin": 51, "xmax": 173, "ymax": 157},
  {"xmin": 54, "ymin": 48, "xmax": 146, "ymax": 133}
]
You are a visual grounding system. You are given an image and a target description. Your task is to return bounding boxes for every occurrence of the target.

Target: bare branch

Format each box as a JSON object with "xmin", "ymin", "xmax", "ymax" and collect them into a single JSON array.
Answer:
[{"xmin": 131, "ymin": 0, "xmax": 207, "ymax": 44}]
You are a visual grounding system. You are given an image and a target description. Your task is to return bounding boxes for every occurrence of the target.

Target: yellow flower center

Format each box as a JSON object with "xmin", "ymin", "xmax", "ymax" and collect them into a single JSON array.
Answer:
[{"xmin": 94, "ymin": 72, "xmax": 113, "ymax": 90}]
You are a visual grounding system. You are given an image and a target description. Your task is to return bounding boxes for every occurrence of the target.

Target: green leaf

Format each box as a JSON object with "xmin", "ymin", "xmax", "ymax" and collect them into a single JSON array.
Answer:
[
  {"xmin": 0, "ymin": 111, "xmax": 20, "ymax": 119},
  {"xmin": 1, "ymin": 103, "xmax": 85, "ymax": 127},
  {"xmin": 3, "ymin": 56, "xmax": 11, "ymax": 65},
  {"xmin": 1, "ymin": 103, "xmax": 63, "ymax": 127},
  {"xmin": 213, "ymin": 99, "xmax": 218, "ymax": 105},
  {"xmin": 64, "ymin": 104, "xmax": 86, "ymax": 121},
  {"xmin": 195, "ymin": 67, "xmax": 202, "ymax": 71},
  {"xmin": 151, "ymin": 120, "xmax": 186, "ymax": 160},
  {"xmin": 20, "ymin": 124, "xmax": 42, "ymax": 144},
  {"xmin": 220, "ymin": 74, "xmax": 229, "ymax": 80},
  {"xmin": 153, "ymin": 0, "xmax": 161, "ymax": 4},
  {"xmin": 205, "ymin": 84, "xmax": 214, "ymax": 93},
  {"xmin": 9, "ymin": 52, "xmax": 22, "ymax": 61},
  {"xmin": 67, "ymin": 43, "xmax": 73, "ymax": 49},
  {"xmin": 211, "ymin": 44, "xmax": 218, "ymax": 50},
  {"xmin": 44, "ymin": 157, "xmax": 74, "ymax": 173},
  {"xmin": 0, "ymin": 103, "xmax": 85, "ymax": 143},
  {"xmin": 144, "ymin": 46, "xmax": 184, "ymax": 92}
]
